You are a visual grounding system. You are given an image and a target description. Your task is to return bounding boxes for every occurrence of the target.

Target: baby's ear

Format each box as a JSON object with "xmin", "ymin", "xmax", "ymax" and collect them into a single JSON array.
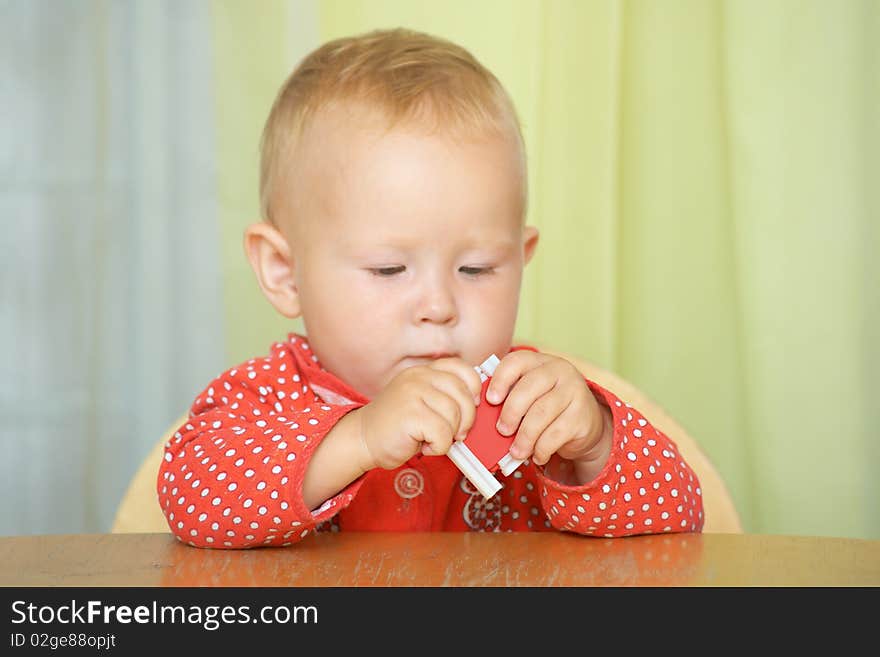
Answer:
[
  {"xmin": 243, "ymin": 222, "xmax": 302, "ymax": 318},
  {"xmin": 522, "ymin": 225, "xmax": 540, "ymax": 265}
]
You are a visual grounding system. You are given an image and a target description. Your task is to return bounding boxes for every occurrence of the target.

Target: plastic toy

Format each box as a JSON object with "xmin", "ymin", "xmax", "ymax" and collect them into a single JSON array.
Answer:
[{"xmin": 446, "ymin": 355, "xmax": 525, "ymax": 499}]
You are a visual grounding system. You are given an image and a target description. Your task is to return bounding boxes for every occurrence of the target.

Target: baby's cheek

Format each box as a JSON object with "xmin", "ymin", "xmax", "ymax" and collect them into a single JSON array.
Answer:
[{"xmin": 461, "ymin": 318, "xmax": 515, "ymax": 366}]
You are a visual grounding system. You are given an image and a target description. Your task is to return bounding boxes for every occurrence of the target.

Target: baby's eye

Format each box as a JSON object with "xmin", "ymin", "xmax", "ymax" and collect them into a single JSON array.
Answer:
[
  {"xmin": 369, "ymin": 266, "xmax": 406, "ymax": 277},
  {"xmin": 459, "ymin": 266, "xmax": 494, "ymax": 276}
]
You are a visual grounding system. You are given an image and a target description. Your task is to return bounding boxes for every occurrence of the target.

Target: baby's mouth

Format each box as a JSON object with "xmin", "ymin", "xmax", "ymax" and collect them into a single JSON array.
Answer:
[{"xmin": 409, "ymin": 352, "xmax": 458, "ymax": 360}]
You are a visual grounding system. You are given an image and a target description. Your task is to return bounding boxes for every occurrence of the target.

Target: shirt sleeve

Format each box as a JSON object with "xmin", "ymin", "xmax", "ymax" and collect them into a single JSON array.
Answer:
[
  {"xmin": 156, "ymin": 348, "xmax": 366, "ymax": 549},
  {"xmin": 536, "ymin": 379, "xmax": 705, "ymax": 537}
]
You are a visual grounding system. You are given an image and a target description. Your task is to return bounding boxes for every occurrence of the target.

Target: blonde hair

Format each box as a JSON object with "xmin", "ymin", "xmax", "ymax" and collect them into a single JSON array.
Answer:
[{"xmin": 259, "ymin": 27, "xmax": 527, "ymax": 224}]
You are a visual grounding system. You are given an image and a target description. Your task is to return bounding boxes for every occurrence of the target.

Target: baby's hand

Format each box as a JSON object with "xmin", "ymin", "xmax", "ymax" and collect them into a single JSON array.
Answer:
[
  {"xmin": 354, "ymin": 358, "xmax": 483, "ymax": 471},
  {"xmin": 487, "ymin": 351, "xmax": 613, "ymax": 482}
]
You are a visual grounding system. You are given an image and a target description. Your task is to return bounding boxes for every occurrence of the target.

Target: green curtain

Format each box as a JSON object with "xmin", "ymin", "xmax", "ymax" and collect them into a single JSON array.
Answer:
[{"xmin": 212, "ymin": 0, "xmax": 879, "ymax": 540}]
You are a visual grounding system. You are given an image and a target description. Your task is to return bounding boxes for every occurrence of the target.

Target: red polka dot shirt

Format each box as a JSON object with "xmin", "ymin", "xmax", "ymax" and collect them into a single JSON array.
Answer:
[{"xmin": 157, "ymin": 334, "xmax": 704, "ymax": 548}]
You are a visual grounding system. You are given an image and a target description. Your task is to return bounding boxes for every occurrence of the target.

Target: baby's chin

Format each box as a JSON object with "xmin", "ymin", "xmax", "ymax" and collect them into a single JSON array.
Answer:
[
  {"xmin": 352, "ymin": 366, "xmax": 405, "ymax": 400},
  {"xmin": 362, "ymin": 358, "xmax": 441, "ymax": 396}
]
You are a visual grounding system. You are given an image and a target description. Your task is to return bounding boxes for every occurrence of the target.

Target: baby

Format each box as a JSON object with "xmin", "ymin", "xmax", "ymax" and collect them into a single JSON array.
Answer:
[{"xmin": 158, "ymin": 28, "xmax": 703, "ymax": 548}]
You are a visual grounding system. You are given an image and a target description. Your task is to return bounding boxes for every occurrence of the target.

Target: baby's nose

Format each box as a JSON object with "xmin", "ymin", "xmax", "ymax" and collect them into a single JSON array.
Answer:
[{"xmin": 416, "ymin": 280, "xmax": 458, "ymax": 325}]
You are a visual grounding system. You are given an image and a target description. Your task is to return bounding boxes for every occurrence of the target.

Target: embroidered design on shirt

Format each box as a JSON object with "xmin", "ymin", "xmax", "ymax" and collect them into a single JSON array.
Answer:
[
  {"xmin": 393, "ymin": 468, "xmax": 424, "ymax": 499},
  {"xmin": 460, "ymin": 477, "xmax": 502, "ymax": 531}
]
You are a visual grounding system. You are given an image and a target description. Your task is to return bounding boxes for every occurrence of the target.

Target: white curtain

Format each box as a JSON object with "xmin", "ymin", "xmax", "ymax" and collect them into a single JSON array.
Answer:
[{"xmin": 0, "ymin": 1, "xmax": 225, "ymax": 534}]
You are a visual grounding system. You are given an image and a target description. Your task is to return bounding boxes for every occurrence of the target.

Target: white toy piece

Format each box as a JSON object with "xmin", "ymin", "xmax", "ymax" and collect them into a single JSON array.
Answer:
[{"xmin": 446, "ymin": 354, "xmax": 525, "ymax": 499}]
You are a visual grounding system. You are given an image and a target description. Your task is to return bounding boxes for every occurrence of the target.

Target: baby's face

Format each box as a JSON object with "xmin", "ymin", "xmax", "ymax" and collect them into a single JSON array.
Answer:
[{"xmin": 277, "ymin": 106, "xmax": 536, "ymax": 399}]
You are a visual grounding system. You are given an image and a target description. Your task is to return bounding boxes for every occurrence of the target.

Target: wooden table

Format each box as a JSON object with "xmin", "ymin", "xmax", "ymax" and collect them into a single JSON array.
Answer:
[{"xmin": 1, "ymin": 532, "xmax": 877, "ymax": 587}]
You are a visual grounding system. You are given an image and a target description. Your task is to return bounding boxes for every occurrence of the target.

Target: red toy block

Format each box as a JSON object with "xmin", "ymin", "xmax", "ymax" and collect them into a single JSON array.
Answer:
[
  {"xmin": 464, "ymin": 377, "xmax": 511, "ymax": 473},
  {"xmin": 446, "ymin": 355, "xmax": 525, "ymax": 499}
]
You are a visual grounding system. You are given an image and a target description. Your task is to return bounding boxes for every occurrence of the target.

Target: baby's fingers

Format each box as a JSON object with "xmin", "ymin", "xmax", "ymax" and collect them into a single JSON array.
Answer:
[
  {"xmin": 486, "ymin": 350, "xmax": 552, "ymax": 405},
  {"xmin": 528, "ymin": 401, "xmax": 584, "ymax": 466},
  {"xmin": 495, "ymin": 367, "xmax": 556, "ymax": 438},
  {"xmin": 425, "ymin": 369, "xmax": 478, "ymax": 439},
  {"xmin": 508, "ymin": 388, "xmax": 569, "ymax": 462},
  {"xmin": 429, "ymin": 357, "xmax": 483, "ymax": 405},
  {"xmin": 408, "ymin": 397, "xmax": 457, "ymax": 456}
]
